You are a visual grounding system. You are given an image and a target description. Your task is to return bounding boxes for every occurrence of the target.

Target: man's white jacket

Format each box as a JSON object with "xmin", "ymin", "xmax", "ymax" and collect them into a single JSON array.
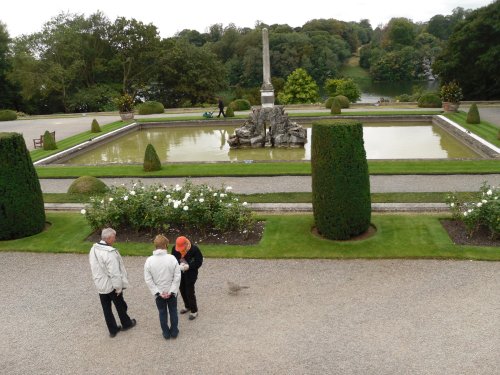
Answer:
[
  {"xmin": 89, "ymin": 241, "xmax": 129, "ymax": 294},
  {"xmin": 144, "ymin": 249, "xmax": 181, "ymax": 296}
]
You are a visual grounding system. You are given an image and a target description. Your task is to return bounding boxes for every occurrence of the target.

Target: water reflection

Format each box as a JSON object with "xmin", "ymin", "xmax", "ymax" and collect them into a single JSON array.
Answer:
[{"xmin": 64, "ymin": 123, "xmax": 479, "ymax": 165}]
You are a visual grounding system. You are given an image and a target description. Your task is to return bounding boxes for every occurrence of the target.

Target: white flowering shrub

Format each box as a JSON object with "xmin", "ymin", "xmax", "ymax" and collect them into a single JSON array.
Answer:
[
  {"xmin": 83, "ymin": 180, "xmax": 254, "ymax": 234},
  {"xmin": 446, "ymin": 183, "xmax": 500, "ymax": 239}
]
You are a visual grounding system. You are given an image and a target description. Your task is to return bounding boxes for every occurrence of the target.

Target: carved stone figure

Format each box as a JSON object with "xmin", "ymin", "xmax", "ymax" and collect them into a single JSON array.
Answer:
[{"xmin": 227, "ymin": 106, "xmax": 307, "ymax": 148}]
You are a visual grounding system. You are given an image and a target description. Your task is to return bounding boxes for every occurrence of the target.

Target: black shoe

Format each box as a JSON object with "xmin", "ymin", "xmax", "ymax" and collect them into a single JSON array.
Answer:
[
  {"xmin": 163, "ymin": 334, "xmax": 171, "ymax": 340},
  {"xmin": 122, "ymin": 319, "xmax": 136, "ymax": 331},
  {"xmin": 109, "ymin": 326, "xmax": 122, "ymax": 338}
]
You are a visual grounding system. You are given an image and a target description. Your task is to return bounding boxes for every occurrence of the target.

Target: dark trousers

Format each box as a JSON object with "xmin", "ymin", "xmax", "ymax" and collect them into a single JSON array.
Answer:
[
  {"xmin": 155, "ymin": 294, "xmax": 179, "ymax": 338},
  {"xmin": 217, "ymin": 108, "xmax": 226, "ymax": 117},
  {"xmin": 99, "ymin": 290, "xmax": 133, "ymax": 334},
  {"xmin": 179, "ymin": 277, "xmax": 198, "ymax": 313}
]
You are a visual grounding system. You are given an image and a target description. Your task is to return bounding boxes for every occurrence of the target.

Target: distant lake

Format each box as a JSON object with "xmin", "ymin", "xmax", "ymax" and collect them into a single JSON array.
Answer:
[{"xmin": 359, "ymin": 80, "xmax": 440, "ymax": 103}]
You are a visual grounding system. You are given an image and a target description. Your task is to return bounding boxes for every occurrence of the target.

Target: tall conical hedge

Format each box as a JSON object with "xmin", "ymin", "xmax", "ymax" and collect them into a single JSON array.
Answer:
[
  {"xmin": 0, "ymin": 132, "xmax": 46, "ymax": 240},
  {"xmin": 91, "ymin": 119, "xmax": 102, "ymax": 133},
  {"xmin": 143, "ymin": 143, "xmax": 162, "ymax": 171},
  {"xmin": 42, "ymin": 130, "xmax": 56, "ymax": 150},
  {"xmin": 331, "ymin": 98, "xmax": 341, "ymax": 114},
  {"xmin": 466, "ymin": 103, "xmax": 480, "ymax": 124},
  {"xmin": 311, "ymin": 120, "xmax": 371, "ymax": 240}
]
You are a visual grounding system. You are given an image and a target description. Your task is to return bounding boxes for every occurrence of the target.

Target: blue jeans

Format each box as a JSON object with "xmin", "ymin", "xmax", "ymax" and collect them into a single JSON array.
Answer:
[{"xmin": 155, "ymin": 294, "xmax": 178, "ymax": 338}]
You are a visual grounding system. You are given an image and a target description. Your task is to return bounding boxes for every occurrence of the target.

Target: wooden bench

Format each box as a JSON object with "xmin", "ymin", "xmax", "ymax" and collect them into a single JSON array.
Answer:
[{"xmin": 33, "ymin": 131, "xmax": 55, "ymax": 149}]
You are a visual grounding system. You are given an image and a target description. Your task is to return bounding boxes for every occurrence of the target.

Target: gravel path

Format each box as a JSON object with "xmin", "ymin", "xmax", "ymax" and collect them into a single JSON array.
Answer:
[
  {"xmin": 0, "ymin": 252, "xmax": 498, "ymax": 375},
  {"xmin": 39, "ymin": 174, "xmax": 500, "ymax": 194}
]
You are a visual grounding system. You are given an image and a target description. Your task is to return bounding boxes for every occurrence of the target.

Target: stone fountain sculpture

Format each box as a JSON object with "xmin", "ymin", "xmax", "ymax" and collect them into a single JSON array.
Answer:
[{"xmin": 227, "ymin": 28, "xmax": 307, "ymax": 149}]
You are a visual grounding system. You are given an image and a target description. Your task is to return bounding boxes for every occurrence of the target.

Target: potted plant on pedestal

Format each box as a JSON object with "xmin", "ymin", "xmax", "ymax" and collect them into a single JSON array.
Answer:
[
  {"xmin": 440, "ymin": 81, "xmax": 463, "ymax": 112},
  {"xmin": 115, "ymin": 94, "xmax": 135, "ymax": 120}
]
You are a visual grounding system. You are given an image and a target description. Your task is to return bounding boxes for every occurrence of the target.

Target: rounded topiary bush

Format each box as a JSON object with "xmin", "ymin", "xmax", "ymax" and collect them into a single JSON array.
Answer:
[
  {"xmin": 143, "ymin": 143, "xmax": 161, "ymax": 172},
  {"xmin": 226, "ymin": 106, "xmax": 235, "ymax": 117},
  {"xmin": 229, "ymin": 99, "xmax": 251, "ymax": 111},
  {"xmin": 0, "ymin": 132, "xmax": 46, "ymax": 240},
  {"xmin": 0, "ymin": 110, "xmax": 17, "ymax": 121},
  {"xmin": 91, "ymin": 119, "xmax": 101, "ymax": 133},
  {"xmin": 42, "ymin": 130, "xmax": 57, "ymax": 150},
  {"xmin": 67, "ymin": 176, "xmax": 108, "ymax": 195},
  {"xmin": 138, "ymin": 101, "xmax": 165, "ymax": 115},
  {"xmin": 334, "ymin": 95, "xmax": 350, "ymax": 108},
  {"xmin": 417, "ymin": 93, "xmax": 442, "ymax": 108},
  {"xmin": 311, "ymin": 120, "xmax": 371, "ymax": 240},
  {"xmin": 466, "ymin": 103, "xmax": 480, "ymax": 124},
  {"xmin": 324, "ymin": 97, "xmax": 335, "ymax": 109},
  {"xmin": 330, "ymin": 98, "xmax": 341, "ymax": 114}
]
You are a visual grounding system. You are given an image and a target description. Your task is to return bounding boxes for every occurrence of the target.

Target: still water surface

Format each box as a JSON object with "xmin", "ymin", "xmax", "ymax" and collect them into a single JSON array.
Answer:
[{"xmin": 65, "ymin": 122, "xmax": 479, "ymax": 164}]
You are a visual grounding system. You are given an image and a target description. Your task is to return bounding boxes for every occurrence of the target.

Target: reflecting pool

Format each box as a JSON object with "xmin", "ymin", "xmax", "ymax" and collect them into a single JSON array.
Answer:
[{"xmin": 64, "ymin": 122, "xmax": 480, "ymax": 164}]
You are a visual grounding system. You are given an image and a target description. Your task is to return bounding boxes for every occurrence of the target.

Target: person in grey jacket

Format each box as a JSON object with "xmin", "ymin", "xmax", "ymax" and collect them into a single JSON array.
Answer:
[
  {"xmin": 144, "ymin": 235, "xmax": 181, "ymax": 340},
  {"xmin": 89, "ymin": 228, "xmax": 136, "ymax": 338}
]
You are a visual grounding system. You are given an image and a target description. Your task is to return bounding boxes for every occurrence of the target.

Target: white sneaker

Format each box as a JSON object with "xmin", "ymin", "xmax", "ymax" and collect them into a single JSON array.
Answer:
[
  {"xmin": 189, "ymin": 312, "xmax": 198, "ymax": 320},
  {"xmin": 179, "ymin": 308, "xmax": 189, "ymax": 314}
]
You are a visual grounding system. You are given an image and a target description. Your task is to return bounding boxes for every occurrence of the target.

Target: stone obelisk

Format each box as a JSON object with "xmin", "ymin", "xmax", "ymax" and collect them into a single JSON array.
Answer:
[{"xmin": 260, "ymin": 28, "xmax": 274, "ymax": 108}]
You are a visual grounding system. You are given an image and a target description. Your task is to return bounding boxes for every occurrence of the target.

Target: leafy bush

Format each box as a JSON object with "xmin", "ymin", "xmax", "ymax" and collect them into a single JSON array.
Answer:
[
  {"xmin": 334, "ymin": 95, "xmax": 350, "ymax": 108},
  {"xmin": 229, "ymin": 99, "xmax": 251, "ymax": 111},
  {"xmin": 91, "ymin": 119, "xmax": 101, "ymax": 133},
  {"xmin": 446, "ymin": 183, "xmax": 499, "ymax": 239},
  {"xmin": 330, "ymin": 98, "xmax": 341, "ymax": 114},
  {"xmin": 68, "ymin": 84, "xmax": 119, "ymax": 113},
  {"xmin": 226, "ymin": 106, "xmax": 235, "ymax": 117},
  {"xmin": 82, "ymin": 180, "xmax": 254, "ymax": 234},
  {"xmin": 324, "ymin": 97, "xmax": 335, "ymax": 109},
  {"xmin": 277, "ymin": 68, "xmax": 319, "ymax": 104},
  {"xmin": 114, "ymin": 94, "xmax": 135, "ymax": 112},
  {"xmin": 0, "ymin": 132, "xmax": 45, "ymax": 240},
  {"xmin": 417, "ymin": 92, "xmax": 442, "ymax": 108},
  {"xmin": 42, "ymin": 130, "xmax": 57, "ymax": 150},
  {"xmin": 395, "ymin": 93, "xmax": 414, "ymax": 102},
  {"xmin": 0, "ymin": 110, "xmax": 17, "ymax": 121},
  {"xmin": 311, "ymin": 120, "xmax": 371, "ymax": 240},
  {"xmin": 324, "ymin": 78, "xmax": 361, "ymax": 103},
  {"xmin": 440, "ymin": 81, "xmax": 463, "ymax": 103},
  {"xmin": 143, "ymin": 144, "xmax": 162, "ymax": 172},
  {"xmin": 138, "ymin": 101, "xmax": 165, "ymax": 115},
  {"xmin": 67, "ymin": 176, "xmax": 108, "ymax": 195},
  {"xmin": 466, "ymin": 103, "xmax": 480, "ymax": 124}
]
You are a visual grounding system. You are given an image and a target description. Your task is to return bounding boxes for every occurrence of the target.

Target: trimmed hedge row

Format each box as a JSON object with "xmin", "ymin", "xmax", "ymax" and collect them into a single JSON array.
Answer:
[
  {"xmin": 138, "ymin": 101, "xmax": 165, "ymax": 115},
  {"xmin": 0, "ymin": 110, "xmax": 17, "ymax": 121},
  {"xmin": 417, "ymin": 93, "xmax": 442, "ymax": 108},
  {"xmin": 311, "ymin": 120, "xmax": 371, "ymax": 240},
  {"xmin": 0, "ymin": 132, "xmax": 46, "ymax": 240}
]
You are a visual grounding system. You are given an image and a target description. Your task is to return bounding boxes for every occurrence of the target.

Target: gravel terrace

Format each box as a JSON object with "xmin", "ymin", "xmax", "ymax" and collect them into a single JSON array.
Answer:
[{"xmin": 0, "ymin": 252, "xmax": 498, "ymax": 375}]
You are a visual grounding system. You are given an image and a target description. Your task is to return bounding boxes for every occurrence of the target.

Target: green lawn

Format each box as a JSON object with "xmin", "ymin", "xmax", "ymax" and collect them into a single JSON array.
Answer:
[
  {"xmin": 35, "ymin": 159, "xmax": 500, "ymax": 178},
  {"xmin": 0, "ymin": 212, "xmax": 497, "ymax": 260},
  {"xmin": 42, "ymin": 191, "xmax": 481, "ymax": 204},
  {"xmin": 445, "ymin": 111, "xmax": 500, "ymax": 147}
]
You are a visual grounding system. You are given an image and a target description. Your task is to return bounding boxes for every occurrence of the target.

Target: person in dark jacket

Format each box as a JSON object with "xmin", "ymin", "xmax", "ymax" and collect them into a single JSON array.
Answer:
[
  {"xmin": 217, "ymin": 97, "xmax": 226, "ymax": 118},
  {"xmin": 172, "ymin": 236, "xmax": 203, "ymax": 320}
]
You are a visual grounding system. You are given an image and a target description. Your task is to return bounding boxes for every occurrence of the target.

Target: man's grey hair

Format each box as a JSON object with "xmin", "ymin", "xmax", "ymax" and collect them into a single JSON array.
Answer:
[{"xmin": 101, "ymin": 228, "xmax": 116, "ymax": 241}]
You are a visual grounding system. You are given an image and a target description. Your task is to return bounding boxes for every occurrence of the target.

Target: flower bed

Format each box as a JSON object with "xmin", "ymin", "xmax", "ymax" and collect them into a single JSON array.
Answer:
[
  {"xmin": 82, "ymin": 180, "xmax": 255, "ymax": 236},
  {"xmin": 446, "ymin": 183, "xmax": 499, "ymax": 240}
]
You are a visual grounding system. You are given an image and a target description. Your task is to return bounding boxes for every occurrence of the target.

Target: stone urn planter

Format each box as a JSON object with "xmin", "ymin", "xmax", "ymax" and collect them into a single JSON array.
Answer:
[
  {"xmin": 443, "ymin": 102, "xmax": 460, "ymax": 112},
  {"xmin": 119, "ymin": 112, "xmax": 135, "ymax": 121}
]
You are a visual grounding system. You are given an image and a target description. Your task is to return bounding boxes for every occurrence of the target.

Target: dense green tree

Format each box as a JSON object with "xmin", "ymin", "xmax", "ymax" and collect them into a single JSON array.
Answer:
[
  {"xmin": 277, "ymin": 68, "xmax": 319, "ymax": 104},
  {"xmin": 383, "ymin": 18, "xmax": 416, "ymax": 49},
  {"xmin": 154, "ymin": 39, "xmax": 227, "ymax": 107},
  {"xmin": 0, "ymin": 22, "xmax": 21, "ymax": 110},
  {"xmin": 433, "ymin": 1, "xmax": 500, "ymax": 99},
  {"xmin": 108, "ymin": 17, "xmax": 161, "ymax": 94},
  {"xmin": 324, "ymin": 78, "xmax": 361, "ymax": 102}
]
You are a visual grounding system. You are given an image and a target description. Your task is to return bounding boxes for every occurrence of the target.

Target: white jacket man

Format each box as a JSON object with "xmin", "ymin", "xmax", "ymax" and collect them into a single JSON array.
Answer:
[
  {"xmin": 144, "ymin": 249, "xmax": 181, "ymax": 296},
  {"xmin": 144, "ymin": 235, "xmax": 181, "ymax": 340},
  {"xmin": 89, "ymin": 228, "xmax": 136, "ymax": 338},
  {"xmin": 89, "ymin": 241, "xmax": 129, "ymax": 294}
]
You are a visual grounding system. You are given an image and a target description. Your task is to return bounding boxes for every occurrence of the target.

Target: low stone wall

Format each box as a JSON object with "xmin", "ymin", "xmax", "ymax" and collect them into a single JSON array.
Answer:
[{"xmin": 432, "ymin": 116, "xmax": 500, "ymax": 158}]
